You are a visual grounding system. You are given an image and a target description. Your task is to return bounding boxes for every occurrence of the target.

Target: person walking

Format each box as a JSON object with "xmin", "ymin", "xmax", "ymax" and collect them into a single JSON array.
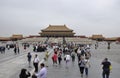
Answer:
[
  {"xmin": 45, "ymin": 51, "xmax": 49, "ymax": 67},
  {"xmin": 58, "ymin": 52, "xmax": 62, "ymax": 65},
  {"xmin": 52, "ymin": 52, "xmax": 58, "ymax": 66},
  {"xmin": 16, "ymin": 45, "xmax": 20, "ymax": 54},
  {"xmin": 71, "ymin": 51, "xmax": 75, "ymax": 63},
  {"xmin": 84, "ymin": 57, "xmax": 90, "ymax": 78},
  {"xmin": 27, "ymin": 52, "xmax": 32, "ymax": 68},
  {"xmin": 101, "ymin": 58, "xmax": 111, "ymax": 78},
  {"xmin": 77, "ymin": 47, "xmax": 81, "ymax": 61},
  {"xmin": 14, "ymin": 47, "xmax": 17, "ymax": 54},
  {"xmin": 35, "ymin": 63, "xmax": 47, "ymax": 78},
  {"xmin": 78, "ymin": 57, "xmax": 86, "ymax": 78},
  {"xmin": 19, "ymin": 68, "xmax": 31, "ymax": 78},
  {"xmin": 7, "ymin": 45, "xmax": 10, "ymax": 50},
  {"xmin": 33, "ymin": 54, "xmax": 39, "ymax": 73},
  {"xmin": 14, "ymin": 46, "xmax": 20, "ymax": 54},
  {"xmin": 65, "ymin": 53, "xmax": 71, "ymax": 68}
]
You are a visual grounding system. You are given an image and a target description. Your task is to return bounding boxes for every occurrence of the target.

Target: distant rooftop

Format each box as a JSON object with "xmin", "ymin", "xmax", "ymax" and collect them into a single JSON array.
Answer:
[
  {"xmin": 41, "ymin": 25, "xmax": 73, "ymax": 32},
  {"xmin": 91, "ymin": 34, "xmax": 104, "ymax": 39}
]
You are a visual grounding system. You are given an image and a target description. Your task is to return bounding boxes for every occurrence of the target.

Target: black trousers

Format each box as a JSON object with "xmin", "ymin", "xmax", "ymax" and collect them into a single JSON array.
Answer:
[
  {"xmin": 102, "ymin": 70, "xmax": 110, "ymax": 78},
  {"xmin": 79, "ymin": 67, "xmax": 85, "ymax": 74},
  {"xmin": 58, "ymin": 57, "xmax": 62, "ymax": 65},
  {"xmin": 33, "ymin": 63, "xmax": 38, "ymax": 72}
]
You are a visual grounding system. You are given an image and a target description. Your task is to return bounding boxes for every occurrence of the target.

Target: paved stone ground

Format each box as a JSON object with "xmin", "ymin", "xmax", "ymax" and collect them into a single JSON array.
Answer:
[
  {"xmin": 0, "ymin": 44, "xmax": 46, "ymax": 78},
  {"xmin": 0, "ymin": 42, "xmax": 120, "ymax": 78},
  {"xmin": 45, "ymin": 42, "xmax": 120, "ymax": 78},
  {"xmin": 45, "ymin": 52, "xmax": 120, "ymax": 78}
]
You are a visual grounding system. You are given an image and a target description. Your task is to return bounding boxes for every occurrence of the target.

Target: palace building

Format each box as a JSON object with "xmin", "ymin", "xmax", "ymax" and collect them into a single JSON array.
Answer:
[
  {"xmin": 39, "ymin": 25, "xmax": 75, "ymax": 37},
  {"xmin": 90, "ymin": 34, "xmax": 104, "ymax": 41},
  {"xmin": 10, "ymin": 34, "xmax": 23, "ymax": 41}
]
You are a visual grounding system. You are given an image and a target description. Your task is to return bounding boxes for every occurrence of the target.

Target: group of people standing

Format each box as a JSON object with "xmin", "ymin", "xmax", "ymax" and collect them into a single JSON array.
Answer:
[
  {"xmin": 20, "ymin": 52, "xmax": 48, "ymax": 78},
  {"xmin": 27, "ymin": 52, "xmax": 42, "ymax": 73}
]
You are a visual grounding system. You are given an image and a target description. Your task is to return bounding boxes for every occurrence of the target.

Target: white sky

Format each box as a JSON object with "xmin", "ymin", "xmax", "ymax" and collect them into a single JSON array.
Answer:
[{"xmin": 0, "ymin": 0, "xmax": 120, "ymax": 37}]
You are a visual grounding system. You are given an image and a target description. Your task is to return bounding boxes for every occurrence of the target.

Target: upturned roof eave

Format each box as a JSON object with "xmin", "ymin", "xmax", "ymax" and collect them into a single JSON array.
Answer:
[{"xmin": 41, "ymin": 30, "xmax": 73, "ymax": 32}]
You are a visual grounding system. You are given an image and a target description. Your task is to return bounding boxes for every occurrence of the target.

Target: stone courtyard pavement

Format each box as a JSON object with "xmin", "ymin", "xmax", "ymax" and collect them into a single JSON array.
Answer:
[{"xmin": 0, "ymin": 42, "xmax": 120, "ymax": 78}]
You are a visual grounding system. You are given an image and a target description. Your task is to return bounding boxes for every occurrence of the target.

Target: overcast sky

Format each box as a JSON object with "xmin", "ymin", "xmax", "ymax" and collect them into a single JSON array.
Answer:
[{"xmin": 0, "ymin": 0, "xmax": 120, "ymax": 37}]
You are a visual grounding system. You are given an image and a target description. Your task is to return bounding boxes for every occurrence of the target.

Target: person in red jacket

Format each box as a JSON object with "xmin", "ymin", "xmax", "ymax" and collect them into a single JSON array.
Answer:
[{"xmin": 52, "ymin": 52, "xmax": 58, "ymax": 66}]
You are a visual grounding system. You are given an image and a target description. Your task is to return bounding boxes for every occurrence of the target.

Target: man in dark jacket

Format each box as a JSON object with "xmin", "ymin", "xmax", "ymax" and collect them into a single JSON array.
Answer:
[
  {"xmin": 27, "ymin": 52, "xmax": 32, "ymax": 67},
  {"xmin": 101, "ymin": 58, "xmax": 111, "ymax": 78}
]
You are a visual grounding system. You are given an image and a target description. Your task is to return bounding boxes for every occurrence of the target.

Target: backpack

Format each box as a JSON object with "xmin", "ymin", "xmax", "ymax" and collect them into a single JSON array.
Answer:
[
  {"xmin": 71, "ymin": 53, "xmax": 75, "ymax": 58},
  {"xmin": 81, "ymin": 50, "xmax": 85, "ymax": 55},
  {"xmin": 79, "ymin": 60, "xmax": 85, "ymax": 67}
]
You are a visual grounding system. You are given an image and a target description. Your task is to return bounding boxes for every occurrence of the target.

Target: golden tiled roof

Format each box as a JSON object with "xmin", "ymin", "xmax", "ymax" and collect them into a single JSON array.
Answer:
[
  {"xmin": 105, "ymin": 37, "xmax": 118, "ymax": 41},
  {"xmin": 0, "ymin": 37, "xmax": 10, "ymax": 41},
  {"xmin": 42, "ymin": 25, "xmax": 73, "ymax": 31},
  {"xmin": 11, "ymin": 34, "xmax": 23, "ymax": 39},
  {"xmin": 91, "ymin": 35, "xmax": 104, "ymax": 39}
]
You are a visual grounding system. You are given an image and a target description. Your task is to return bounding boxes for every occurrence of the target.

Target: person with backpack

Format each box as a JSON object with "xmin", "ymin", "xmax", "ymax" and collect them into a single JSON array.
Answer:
[
  {"xmin": 71, "ymin": 51, "xmax": 75, "ymax": 63},
  {"xmin": 78, "ymin": 56, "xmax": 86, "ymax": 77},
  {"xmin": 101, "ymin": 58, "xmax": 111, "ymax": 78}
]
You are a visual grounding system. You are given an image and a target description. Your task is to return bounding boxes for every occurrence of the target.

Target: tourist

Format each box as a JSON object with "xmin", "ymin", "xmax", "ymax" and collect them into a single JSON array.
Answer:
[
  {"xmin": 52, "ymin": 51, "xmax": 58, "ymax": 66},
  {"xmin": 33, "ymin": 54, "xmax": 39, "ymax": 72},
  {"xmin": 58, "ymin": 52, "xmax": 62, "ymax": 65},
  {"xmin": 14, "ymin": 46, "xmax": 20, "ymax": 54},
  {"xmin": 27, "ymin": 52, "xmax": 32, "ymax": 68},
  {"xmin": 101, "ymin": 58, "xmax": 111, "ymax": 78},
  {"xmin": 78, "ymin": 56, "xmax": 86, "ymax": 77},
  {"xmin": 107, "ymin": 42, "xmax": 111, "ymax": 50},
  {"xmin": 84, "ymin": 57, "xmax": 90, "ymax": 78},
  {"xmin": 71, "ymin": 51, "xmax": 75, "ymax": 63},
  {"xmin": 19, "ymin": 68, "xmax": 31, "ymax": 78},
  {"xmin": 24, "ymin": 44, "xmax": 26, "ymax": 50},
  {"xmin": 65, "ymin": 53, "xmax": 71, "ymax": 68},
  {"xmin": 77, "ymin": 47, "xmax": 81, "ymax": 61},
  {"xmin": 45, "ymin": 51, "xmax": 49, "ymax": 67},
  {"xmin": 7, "ymin": 45, "xmax": 10, "ymax": 50},
  {"xmin": 34, "ymin": 63, "xmax": 47, "ymax": 78}
]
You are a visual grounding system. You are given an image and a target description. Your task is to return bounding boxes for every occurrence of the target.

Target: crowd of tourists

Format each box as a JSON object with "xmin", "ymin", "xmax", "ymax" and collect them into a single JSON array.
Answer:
[
  {"xmin": 33, "ymin": 44, "xmax": 47, "ymax": 52},
  {"xmin": 0, "ymin": 43, "xmax": 20, "ymax": 54},
  {"xmin": 0, "ymin": 41, "xmax": 112, "ymax": 78},
  {"xmin": 47, "ymin": 42, "xmax": 111, "ymax": 78},
  {"xmin": 50, "ymin": 44, "xmax": 92, "ymax": 78}
]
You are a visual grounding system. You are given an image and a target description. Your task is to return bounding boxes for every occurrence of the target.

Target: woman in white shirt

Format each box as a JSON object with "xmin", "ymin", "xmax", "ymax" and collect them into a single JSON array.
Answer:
[{"xmin": 65, "ymin": 53, "xmax": 71, "ymax": 68}]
